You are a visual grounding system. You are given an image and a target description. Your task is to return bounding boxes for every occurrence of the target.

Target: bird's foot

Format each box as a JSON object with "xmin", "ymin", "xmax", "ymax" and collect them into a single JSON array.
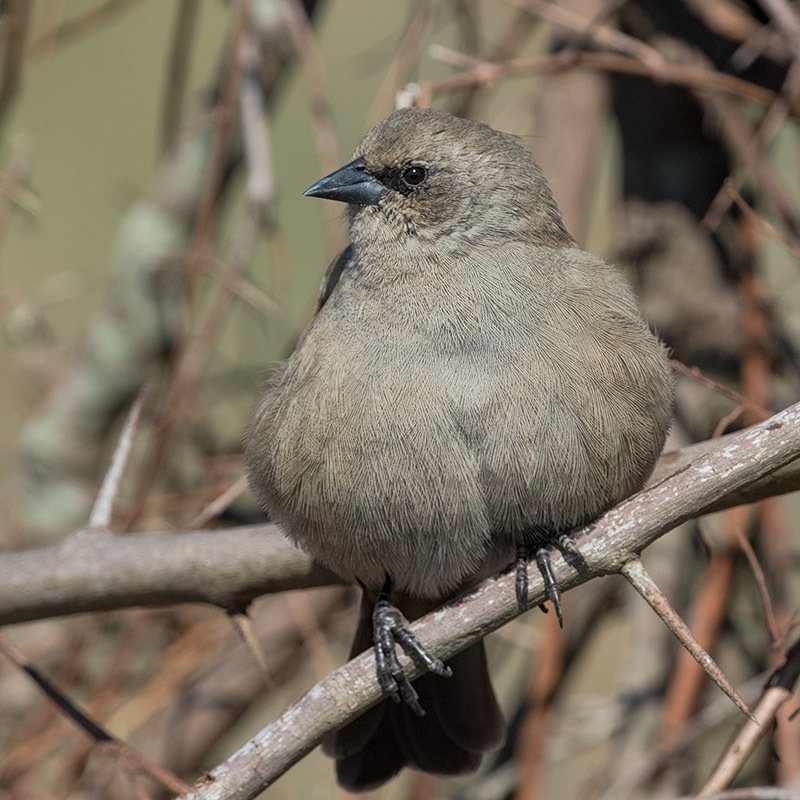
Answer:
[
  {"xmin": 372, "ymin": 580, "xmax": 452, "ymax": 717},
  {"xmin": 556, "ymin": 532, "xmax": 585, "ymax": 568},
  {"xmin": 516, "ymin": 534, "xmax": 583, "ymax": 625},
  {"xmin": 535, "ymin": 547, "xmax": 563, "ymax": 627}
]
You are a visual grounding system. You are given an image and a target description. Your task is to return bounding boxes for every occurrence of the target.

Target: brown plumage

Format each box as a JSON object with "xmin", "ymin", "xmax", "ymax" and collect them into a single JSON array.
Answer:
[{"xmin": 246, "ymin": 108, "xmax": 673, "ymax": 791}]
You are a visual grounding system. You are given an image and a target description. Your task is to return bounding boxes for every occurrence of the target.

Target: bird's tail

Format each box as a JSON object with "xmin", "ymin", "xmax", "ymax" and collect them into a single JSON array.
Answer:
[{"xmin": 322, "ymin": 592, "xmax": 505, "ymax": 792}]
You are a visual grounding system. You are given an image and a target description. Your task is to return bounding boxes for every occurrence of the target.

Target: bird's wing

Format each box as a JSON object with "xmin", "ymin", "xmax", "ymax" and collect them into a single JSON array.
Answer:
[{"xmin": 316, "ymin": 243, "xmax": 353, "ymax": 312}]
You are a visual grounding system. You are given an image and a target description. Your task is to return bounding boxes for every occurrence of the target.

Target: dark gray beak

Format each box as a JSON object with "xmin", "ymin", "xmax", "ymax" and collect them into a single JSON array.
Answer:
[{"xmin": 303, "ymin": 157, "xmax": 383, "ymax": 206}]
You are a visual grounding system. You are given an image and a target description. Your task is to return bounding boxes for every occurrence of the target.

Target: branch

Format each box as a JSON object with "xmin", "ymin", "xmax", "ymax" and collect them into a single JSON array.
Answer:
[
  {"xmin": 0, "ymin": 633, "xmax": 191, "ymax": 795},
  {"xmin": 178, "ymin": 401, "xmax": 800, "ymax": 800},
  {"xmin": 4, "ymin": 414, "xmax": 800, "ymax": 628},
  {"xmin": 698, "ymin": 639, "xmax": 800, "ymax": 794},
  {"xmin": 413, "ymin": 48, "xmax": 789, "ymax": 111},
  {"xmin": 0, "ymin": 526, "xmax": 338, "ymax": 626}
]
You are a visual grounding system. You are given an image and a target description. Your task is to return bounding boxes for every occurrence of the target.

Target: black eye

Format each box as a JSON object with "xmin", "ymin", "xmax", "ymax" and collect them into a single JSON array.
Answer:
[{"xmin": 401, "ymin": 165, "xmax": 427, "ymax": 187}]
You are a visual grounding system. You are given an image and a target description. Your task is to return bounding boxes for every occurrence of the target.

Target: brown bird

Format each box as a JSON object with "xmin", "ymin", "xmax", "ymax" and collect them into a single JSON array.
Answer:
[{"xmin": 246, "ymin": 108, "xmax": 672, "ymax": 791}]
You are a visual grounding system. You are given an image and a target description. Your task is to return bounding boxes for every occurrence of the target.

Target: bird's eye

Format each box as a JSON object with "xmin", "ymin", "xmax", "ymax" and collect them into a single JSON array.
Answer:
[{"xmin": 401, "ymin": 165, "xmax": 427, "ymax": 187}]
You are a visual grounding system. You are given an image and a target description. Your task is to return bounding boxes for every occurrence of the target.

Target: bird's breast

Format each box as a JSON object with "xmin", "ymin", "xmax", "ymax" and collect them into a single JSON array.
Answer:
[
  {"xmin": 246, "ymin": 253, "xmax": 671, "ymax": 594},
  {"xmin": 247, "ymin": 318, "xmax": 500, "ymax": 596}
]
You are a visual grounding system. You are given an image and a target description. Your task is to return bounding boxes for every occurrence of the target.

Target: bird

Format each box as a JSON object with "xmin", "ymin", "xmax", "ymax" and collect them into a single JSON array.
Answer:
[{"xmin": 245, "ymin": 107, "xmax": 673, "ymax": 791}]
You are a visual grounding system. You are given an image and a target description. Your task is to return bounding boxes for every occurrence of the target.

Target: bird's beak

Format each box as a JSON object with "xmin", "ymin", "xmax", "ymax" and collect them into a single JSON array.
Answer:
[{"xmin": 303, "ymin": 157, "xmax": 383, "ymax": 206}]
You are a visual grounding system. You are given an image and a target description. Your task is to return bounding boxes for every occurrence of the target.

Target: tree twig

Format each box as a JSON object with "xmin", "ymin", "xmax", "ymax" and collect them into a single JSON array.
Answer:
[
  {"xmin": 281, "ymin": 0, "xmax": 341, "ymax": 255},
  {"xmin": 411, "ymin": 47, "xmax": 788, "ymax": 111},
  {"xmin": 161, "ymin": 0, "xmax": 201, "ymax": 152},
  {"xmin": 87, "ymin": 385, "xmax": 148, "ymax": 531},
  {"xmin": 669, "ymin": 360, "xmax": 773, "ymax": 421},
  {"xmin": 0, "ymin": 634, "xmax": 191, "ymax": 795},
  {"xmin": 0, "ymin": 0, "xmax": 31, "ymax": 129},
  {"xmin": 698, "ymin": 638, "xmax": 800, "ymax": 795},
  {"xmin": 26, "ymin": 0, "xmax": 139, "ymax": 60},
  {"xmin": 621, "ymin": 558, "xmax": 749, "ymax": 718}
]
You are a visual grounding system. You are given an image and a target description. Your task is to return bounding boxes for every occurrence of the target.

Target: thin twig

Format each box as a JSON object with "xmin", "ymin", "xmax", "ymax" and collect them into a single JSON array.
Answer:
[
  {"xmin": 0, "ymin": 634, "xmax": 191, "ymax": 795},
  {"xmin": 280, "ymin": 0, "xmax": 341, "ymax": 256},
  {"xmin": 228, "ymin": 612, "xmax": 273, "ymax": 687},
  {"xmin": 238, "ymin": 17, "xmax": 275, "ymax": 223},
  {"xmin": 713, "ymin": 405, "xmax": 747, "ymax": 439},
  {"xmin": 620, "ymin": 558, "xmax": 751, "ymax": 719},
  {"xmin": 411, "ymin": 47, "xmax": 787, "ymax": 110},
  {"xmin": 125, "ymin": 0, "xmax": 255, "ymax": 530},
  {"xmin": 365, "ymin": 2, "xmax": 435, "ymax": 125},
  {"xmin": 507, "ymin": 0, "xmax": 665, "ymax": 67},
  {"xmin": 188, "ymin": 475, "xmax": 249, "ymax": 528},
  {"xmin": 0, "ymin": 143, "xmax": 38, "ymax": 248},
  {"xmin": 87, "ymin": 385, "xmax": 148, "ymax": 531},
  {"xmin": 515, "ymin": 610, "xmax": 565, "ymax": 800},
  {"xmin": 185, "ymin": 0, "xmax": 249, "ymax": 299},
  {"xmin": 201, "ymin": 258, "xmax": 279, "ymax": 315},
  {"xmin": 697, "ymin": 75, "xmax": 800, "ymax": 241},
  {"xmin": 599, "ymin": 674, "xmax": 769, "ymax": 800},
  {"xmin": 759, "ymin": 0, "xmax": 800, "ymax": 62},
  {"xmin": 670, "ymin": 360, "xmax": 773, "ymax": 421},
  {"xmin": 699, "ymin": 639, "xmax": 800, "ymax": 794},
  {"xmin": 0, "ymin": 0, "xmax": 31, "ymax": 129},
  {"xmin": 690, "ymin": 788, "xmax": 800, "ymax": 800},
  {"xmin": 26, "ymin": 0, "xmax": 141, "ymax": 59},
  {"xmin": 704, "ymin": 58, "xmax": 800, "ymax": 233},
  {"xmin": 657, "ymin": 547, "xmax": 737, "ymax": 749},
  {"xmin": 161, "ymin": 0, "xmax": 201, "ymax": 152},
  {"xmin": 723, "ymin": 181, "xmax": 800, "ymax": 258},
  {"xmin": 733, "ymin": 525, "xmax": 782, "ymax": 646},
  {"xmin": 452, "ymin": 7, "xmax": 539, "ymax": 117}
]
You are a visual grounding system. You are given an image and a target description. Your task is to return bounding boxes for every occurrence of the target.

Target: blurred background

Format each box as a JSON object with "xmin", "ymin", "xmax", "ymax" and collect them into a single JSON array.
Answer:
[{"xmin": 2, "ymin": 0, "xmax": 800, "ymax": 798}]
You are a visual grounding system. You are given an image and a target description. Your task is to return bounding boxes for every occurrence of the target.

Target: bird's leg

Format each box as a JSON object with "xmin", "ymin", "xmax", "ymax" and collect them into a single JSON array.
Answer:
[
  {"xmin": 516, "ymin": 544, "xmax": 553, "ymax": 616},
  {"xmin": 515, "ymin": 545, "xmax": 534, "ymax": 610},
  {"xmin": 372, "ymin": 576, "xmax": 452, "ymax": 717}
]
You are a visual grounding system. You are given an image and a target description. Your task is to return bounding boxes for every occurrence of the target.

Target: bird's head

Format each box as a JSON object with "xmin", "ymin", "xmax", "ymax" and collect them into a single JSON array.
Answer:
[{"xmin": 304, "ymin": 108, "xmax": 571, "ymax": 262}]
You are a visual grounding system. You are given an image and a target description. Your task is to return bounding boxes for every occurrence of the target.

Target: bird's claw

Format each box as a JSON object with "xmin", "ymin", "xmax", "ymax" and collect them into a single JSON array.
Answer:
[
  {"xmin": 372, "ymin": 592, "xmax": 451, "ymax": 717},
  {"xmin": 535, "ymin": 548, "xmax": 563, "ymax": 627},
  {"xmin": 557, "ymin": 533, "xmax": 581, "ymax": 558},
  {"xmin": 516, "ymin": 535, "xmax": 582, "ymax": 626},
  {"xmin": 515, "ymin": 545, "xmax": 530, "ymax": 609}
]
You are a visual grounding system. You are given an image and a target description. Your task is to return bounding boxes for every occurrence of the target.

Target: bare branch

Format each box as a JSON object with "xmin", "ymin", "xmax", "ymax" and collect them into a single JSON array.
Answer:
[
  {"xmin": 508, "ymin": 0, "xmax": 666, "ymax": 66},
  {"xmin": 669, "ymin": 360, "xmax": 772, "ymax": 421},
  {"xmin": 0, "ymin": 633, "xmax": 191, "ymax": 795},
  {"xmin": 25, "ymin": 0, "xmax": 140, "ymax": 60},
  {"xmin": 699, "ymin": 638, "xmax": 800, "ymax": 794},
  {"xmin": 758, "ymin": 0, "xmax": 800, "ymax": 63},
  {"xmin": 281, "ymin": 0, "xmax": 341, "ymax": 255},
  {"xmin": 188, "ymin": 475, "xmax": 249, "ymax": 528},
  {"xmin": 161, "ymin": 0, "xmax": 201, "ymax": 152},
  {"xmin": 620, "ymin": 558, "xmax": 749, "ymax": 717},
  {"xmin": 412, "ymin": 48, "xmax": 787, "ymax": 111},
  {"xmin": 179, "ymin": 401, "xmax": 800, "ymax": 800},
  {"xmin": 691, "ymin": 789, "xmax": 800, "ymax": 800},
  {"xmin": 0, "ymin": 0, "xmax": 31, "ymax": 129},
  {"xmin": 4, "ymin": 411, "xmax": 800, "ymax": 629},
  {"xmin": 0, "ymin": 526, "xmax": 339, "ymax": 626}
]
